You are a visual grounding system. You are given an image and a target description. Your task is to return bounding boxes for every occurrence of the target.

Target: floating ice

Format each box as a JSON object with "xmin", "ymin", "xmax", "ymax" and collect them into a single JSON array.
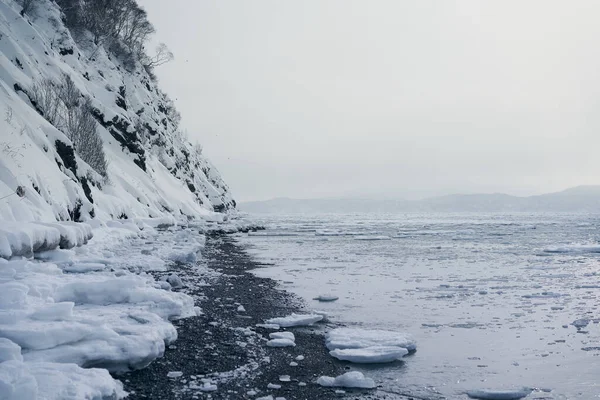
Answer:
[
  {"xmin": 353, "ymin": 235, "xmax": 391, "ymax": 241},
  {"xmin": 316, "ymin": 371, "xmax": 375, "ymax": 389},
  {"xmin": 167, "ymin": 371, "xmax": 183, "ymax": 378},
  {"xmin": 329, "ymin": 346, "xmax": 409, "ymax": 363},
  {"xmin": 266, "ymin": 338, "xmax": 296, "ymax": 348},
  {"xmin": 256, "ymin": 323, "xmax": 280, "ymax": 330},
  {"xmin": 269, "ymin": 332, "xmax": 295, "ymax": 342},
  {"xmin": 265, "ymin": 313, "xmax": 323, "ymax": 327},
  {"xmin": 237, "ymin": 305, "xmax": 246, "ymax": 312},
  {"xmin": 543, "ymin": 244, "xmax": 600, "ymax": 254},
  {"xmin": 326, "ymin": 328, "xmax": 416, "ymax": 352},
  {"xmin": 466, "ymin": 388, "xmax": 532, "ymax": 399},
  {"xmin": 313, "ymin": 294, "xmax": 339, "ymax": 302}
]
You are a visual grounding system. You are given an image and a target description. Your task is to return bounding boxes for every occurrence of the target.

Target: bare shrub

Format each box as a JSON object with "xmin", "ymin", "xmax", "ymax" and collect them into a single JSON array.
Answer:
[
  {"xmin": 30, "ymin": 78, "xmax": 62, "ymax": 125},
  {"xmin": 68, "ymin": 98, "xmax": 108, "ymax": 177},
  {"xmin": 30, "ymin": 75, "xmax": 108, "ymax": 177}
]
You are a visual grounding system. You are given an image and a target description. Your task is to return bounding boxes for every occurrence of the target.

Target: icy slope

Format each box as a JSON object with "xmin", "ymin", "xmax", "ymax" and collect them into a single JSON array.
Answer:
[{"xmin": 0, "ymin": 0, "xmax": 235, "ymax": 224}]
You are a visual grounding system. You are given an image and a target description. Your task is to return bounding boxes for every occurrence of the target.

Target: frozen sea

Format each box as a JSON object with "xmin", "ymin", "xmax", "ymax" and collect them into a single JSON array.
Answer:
[{"xmin": 238, "ymin": 213, "xmax": 600, "ymax": 399}]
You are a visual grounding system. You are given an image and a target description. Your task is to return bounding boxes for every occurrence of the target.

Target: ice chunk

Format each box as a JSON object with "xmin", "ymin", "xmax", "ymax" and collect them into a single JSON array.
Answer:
[
  {"xmin": 267, "ymin": 383, "xmax": 281, "ymax": 389},
  {"xmin": 316, "ymin": 371, "xmax": 375, "ymax": 388},
  {"xmin": 237, "ymin": 305, "xmax": 246, "ymax": 312},
  {"xmin": 313, "ymin": 294, "xmax": 339, "ymax": 302},
  {"xmin": 466, "ymin": 389, "xmax": 532, "ymax": 399},
  {"xmin": 256, "ymin": 323, "xmax": 280, "ymax": 330},
  {"xmin": 266, "ymin": 339, "xmax": 296, "ymax": 348},
  {"xmin": 329, "ymin": 346, "xmax": 409, "ymax": 363},
  {"xmin": 543, "ymin": 244, "xmax": 600, "ymax": 253},
  {"xmin": 326, "ymin": 328, "xmax": 416, "ymax": 352},
  {"xmin": 265, "ymin": 313, "xmax": 323, "ymax": 327},
  {"xmin": 269, "ymin": 332, "xmax": 295, "ymax": 341},
  {"xmin": 167, "ymin": 371, "xmax": 183, "ymax": 378},
  {"xmin": 353, "ymin": 235, "xmax": 391, "ymax": 241},
  {"xmin": 0, "ymin": 339, "xmax": 22, "ymax": 362}
]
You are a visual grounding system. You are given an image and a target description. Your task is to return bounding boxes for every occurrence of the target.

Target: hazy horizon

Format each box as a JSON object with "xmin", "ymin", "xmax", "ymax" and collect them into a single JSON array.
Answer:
[{"xmin": 141, "ymin": 0, "xmax": 600, "ymax": 202}]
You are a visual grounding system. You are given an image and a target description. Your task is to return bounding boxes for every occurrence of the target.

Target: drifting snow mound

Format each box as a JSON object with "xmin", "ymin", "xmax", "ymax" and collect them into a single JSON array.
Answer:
[
  {"xmin": 466, "ymin": 389, "xmax": 532, "ymax": 400},
  {"xmin": 316, "ymin": 371, "xmax": 375, "ymax": 389},
  {"xmin": 265, "ymin": 313, "xmax": 323, "ymax": 328}
]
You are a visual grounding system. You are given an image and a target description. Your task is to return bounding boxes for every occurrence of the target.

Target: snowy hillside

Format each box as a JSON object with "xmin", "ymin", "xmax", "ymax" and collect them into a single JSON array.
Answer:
[
  {"xmin": 0, "ymin": 0, "xmax": 235, "ymax": 225},
  {"xmin": 0, "ymin": 0, "xmax": 246, "ymax": 398}
]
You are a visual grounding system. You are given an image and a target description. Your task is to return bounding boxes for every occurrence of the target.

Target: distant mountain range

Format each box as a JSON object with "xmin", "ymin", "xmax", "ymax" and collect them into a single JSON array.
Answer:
[{"xmin": 239, "ymin": 186, "xmax": 600, "ymax": 213}]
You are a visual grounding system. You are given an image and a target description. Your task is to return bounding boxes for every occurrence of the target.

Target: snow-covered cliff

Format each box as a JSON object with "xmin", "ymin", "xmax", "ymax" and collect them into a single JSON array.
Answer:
[{"xmin": 0, "ymin": 0, "xmax": 235, "ymax": 224}]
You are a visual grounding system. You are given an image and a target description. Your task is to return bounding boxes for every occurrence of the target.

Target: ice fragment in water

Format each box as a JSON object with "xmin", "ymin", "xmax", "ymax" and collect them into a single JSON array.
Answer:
[
  {"xmin": 316, "ymin": 371, "xmax": 375, "ymax": 388},
  {"xmin": 313, "ymin": 294, "xmax": 339, "ymax": 302},
  {"xmin": 265, "ymin": 313, "xmax": 323, "ymax": 327},
  {"xmin": 329, "ymin": 346, "xmax": 409, "ymax": 363},
  {"xmin": 466, "ymin": 389, "xmax": 533, "ymax": 399}
]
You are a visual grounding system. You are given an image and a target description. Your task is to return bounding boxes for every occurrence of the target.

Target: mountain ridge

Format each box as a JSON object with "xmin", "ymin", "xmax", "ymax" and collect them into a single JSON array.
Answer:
[{"xmin": 240, "ymin": 185, "xmax": 600, "ymax": 213}]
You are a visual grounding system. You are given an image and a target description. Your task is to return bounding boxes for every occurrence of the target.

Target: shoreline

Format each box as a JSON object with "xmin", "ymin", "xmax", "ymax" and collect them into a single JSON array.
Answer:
[{"xmin": 121, "ymin": 233, "xmax": 387, "ymax": 399}]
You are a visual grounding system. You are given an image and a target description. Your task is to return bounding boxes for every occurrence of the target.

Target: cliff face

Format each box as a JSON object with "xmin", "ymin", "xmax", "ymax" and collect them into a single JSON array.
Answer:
[{"xmin": 0, "ymin": 0, "xmax": 235, "ymax": 223}]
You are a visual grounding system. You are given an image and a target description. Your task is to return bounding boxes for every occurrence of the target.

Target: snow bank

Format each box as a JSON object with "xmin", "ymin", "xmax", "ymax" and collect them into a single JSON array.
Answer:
[
  {"xmin": 316, "ymin": 371, "xmax": 375, "ymax": 389},
  {"xmin": 0, "ymin": 222, "xmax": 208, "ymax": 397},
  {"xmin": 265, "ymin": 313, "xmax": 323, "ymax": 328},
  {"xmin": 466, "ymin": 389, "xmax": 532, "ymax": 399},
  {"xmin": 0, "ymin": 222, "xmax": 93, "ymax": 260}
]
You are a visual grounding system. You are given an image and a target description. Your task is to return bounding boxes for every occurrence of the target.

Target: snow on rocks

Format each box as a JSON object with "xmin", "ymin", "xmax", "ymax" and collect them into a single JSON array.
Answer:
[
  {"xmin": 316, "ymin": 371, "xmax": 376, "ymax": 389},
  {"xmin": 326, "ymin": 327, "xmax": 416, "ymax": 363},
  {"xmin": 265, "ymin": 313, "xmax": 323, "ymax": 328},
  {"xmin": 466, "ymin": 388, "xmax": 533, "ymax": 399}
]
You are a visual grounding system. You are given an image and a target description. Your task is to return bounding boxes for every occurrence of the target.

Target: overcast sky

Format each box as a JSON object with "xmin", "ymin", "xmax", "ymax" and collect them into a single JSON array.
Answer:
[{"xmin": 140, "ymin": 0, "xmax": 600, "ymax": 202}]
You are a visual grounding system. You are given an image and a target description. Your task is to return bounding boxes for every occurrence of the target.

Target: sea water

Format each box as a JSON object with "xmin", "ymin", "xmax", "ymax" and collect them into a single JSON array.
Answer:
[{"xmin": 238, "ymin": 213, "xmax": 600, "ymax": 399}]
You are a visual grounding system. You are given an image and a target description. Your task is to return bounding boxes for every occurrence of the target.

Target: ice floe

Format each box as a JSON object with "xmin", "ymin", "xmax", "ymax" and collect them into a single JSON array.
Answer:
[
  {"xmin": 265, "ymin": 313, "xmax": 323, "ymax": 327},
  {"xmin": 316, "ymin": 371, "xmax": 375, "ymax": 388},
  {"xmin": 329, "ymin": 346, "xmax": 409, "ymax": 363},
  {"xmin": 326, "ymin": 328, "xmax": 416, "ymax": 352},
  {"xmin": 313, "ymin": 294, "xmax": 339, "ymax": 302},
  {"xmin": 466, "ymin": 388, "xmax": 532, "ymax": 399}
]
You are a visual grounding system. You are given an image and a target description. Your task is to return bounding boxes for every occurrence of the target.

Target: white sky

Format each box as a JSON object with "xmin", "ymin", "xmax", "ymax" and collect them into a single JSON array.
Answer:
[{"xmin": 140, "ymin": 0, "xmax": 600, "ymax": 201}]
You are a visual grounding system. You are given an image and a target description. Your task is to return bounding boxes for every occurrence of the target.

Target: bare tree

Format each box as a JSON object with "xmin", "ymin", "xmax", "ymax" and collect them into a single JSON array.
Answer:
[{"xmin": 143, "ymin": 43, "xmax": 174, "ymax": 68}]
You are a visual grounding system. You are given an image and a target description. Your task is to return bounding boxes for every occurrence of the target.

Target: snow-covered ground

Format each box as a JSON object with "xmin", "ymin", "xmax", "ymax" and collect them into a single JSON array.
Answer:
[{"xmin": 0, "ymin": 218, "xmax": 211, "ymax": 399}]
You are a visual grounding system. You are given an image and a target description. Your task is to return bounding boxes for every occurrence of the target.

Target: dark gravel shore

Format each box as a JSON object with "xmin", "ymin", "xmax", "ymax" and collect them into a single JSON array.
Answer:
[{"xmin": 120, "ymin": 233, "xmax": 409, "ymax": 400}]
